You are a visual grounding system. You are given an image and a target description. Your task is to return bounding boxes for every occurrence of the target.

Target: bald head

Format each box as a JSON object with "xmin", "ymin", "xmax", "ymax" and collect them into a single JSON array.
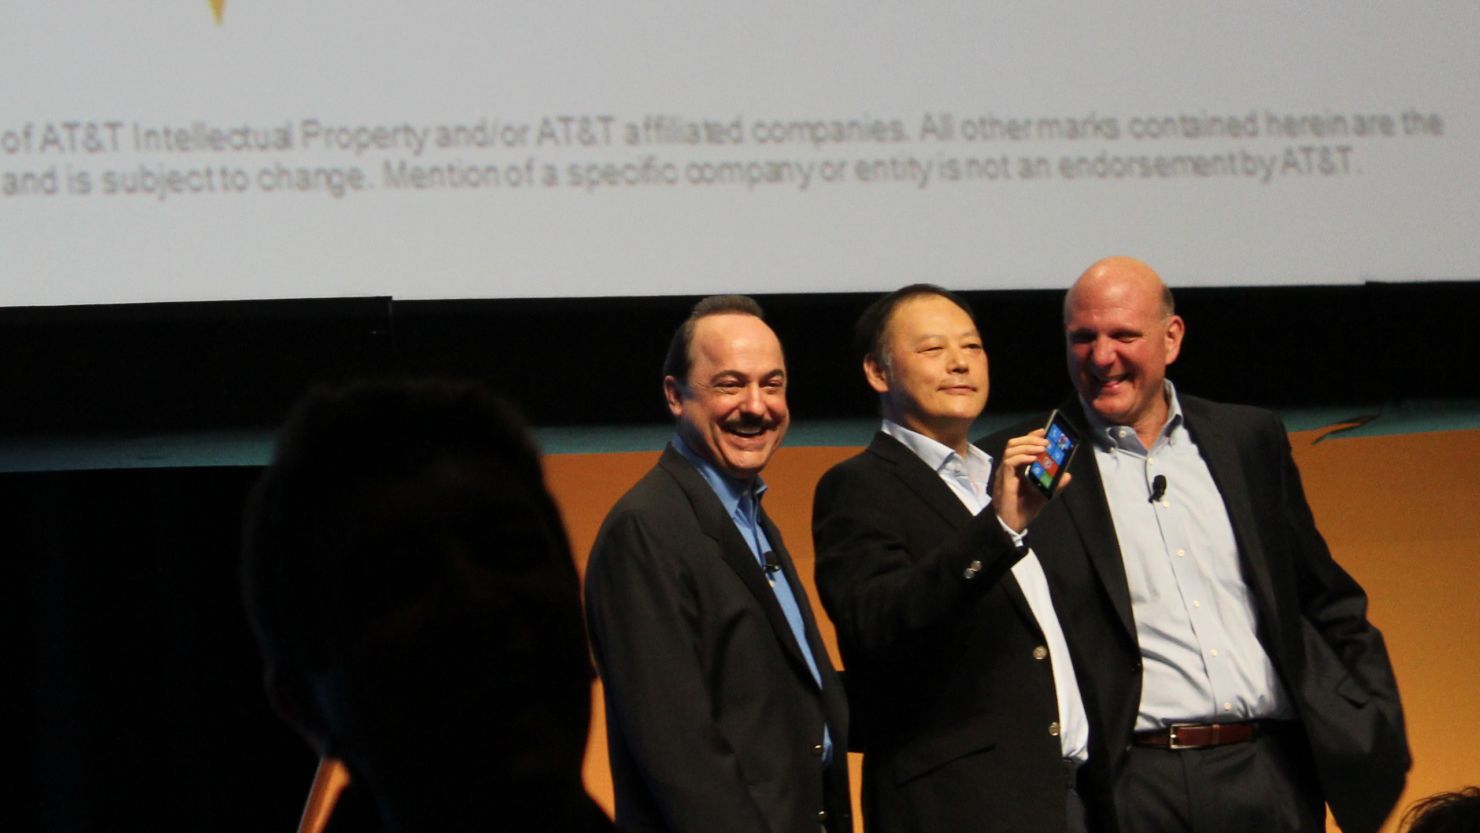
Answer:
[
  {"xmin": 1063, "ymin": 256, "xmax": 1185, "ymax": 446},
  {"xmin": 1063, "ymin": 256, "xmax": 1174, "ymax": 324}
]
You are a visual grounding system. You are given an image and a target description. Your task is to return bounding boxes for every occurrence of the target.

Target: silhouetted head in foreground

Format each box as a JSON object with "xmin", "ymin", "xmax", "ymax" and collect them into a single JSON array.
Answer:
[
  {"xmin": 1401, "ymin": 787, "xmax": 1480, "ymax": 833},
  {"xmin": 242, "ymin": 379, "xmax": 609, "ymax": 832}
]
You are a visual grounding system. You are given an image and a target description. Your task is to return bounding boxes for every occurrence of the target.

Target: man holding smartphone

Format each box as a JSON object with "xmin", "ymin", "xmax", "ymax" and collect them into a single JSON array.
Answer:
[
  {"xmin": 812, "ymin": 284, "xmax": 1099, "ymax": 833},
  {"xmin": 982, "ymin": 257, "xmax": 1409, "ymax": 833}
]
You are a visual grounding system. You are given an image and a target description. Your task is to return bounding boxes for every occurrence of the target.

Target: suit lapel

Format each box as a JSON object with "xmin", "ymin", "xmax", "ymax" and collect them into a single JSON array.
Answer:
[
  {"xmin": 866, "ymin": 432, "xmax": 973, "ymax": 530},
  {"xmin": 869, "ymin": 431, "xmax": 1043, "ymax": 627},
  {"xmin": 1179, "ymin": 397, "xmax": 1280, "ymax": 632},
  {"xmin": 1056, "ymin": 401, "xmax": 1138, "ymax": 641},
  {"xmin": 1056, "ymin": 396, "xmax": 1282, "ymax": 645},
  {"xmin": 658, "ymin": 446, "xmax": 818, "ymax": 684},
  {"xmin": 760, "ymin": 510, "xmax": 832, "ymax": 691}
]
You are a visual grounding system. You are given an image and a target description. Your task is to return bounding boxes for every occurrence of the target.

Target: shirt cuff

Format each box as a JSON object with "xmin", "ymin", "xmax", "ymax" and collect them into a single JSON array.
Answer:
[{"xmin": 996, "ymin": 514, "xmax": 1029, "ymax": 550}]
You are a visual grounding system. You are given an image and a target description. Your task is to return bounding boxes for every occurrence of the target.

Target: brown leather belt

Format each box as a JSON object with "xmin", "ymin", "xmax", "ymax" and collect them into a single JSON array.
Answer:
[{"xmin": 1133, "ymin": 722, "xmax": 1259, "ymax": 750}]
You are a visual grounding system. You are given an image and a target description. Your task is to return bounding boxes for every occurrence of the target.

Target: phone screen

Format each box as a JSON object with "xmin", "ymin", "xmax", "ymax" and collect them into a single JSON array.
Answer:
[{"xmin": 1025, "ymin": 410, "xmax": 1080, "ymax": 499}]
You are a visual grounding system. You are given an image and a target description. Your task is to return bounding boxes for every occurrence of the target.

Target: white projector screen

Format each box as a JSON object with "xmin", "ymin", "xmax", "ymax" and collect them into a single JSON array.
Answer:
[{"xmin": 3, "ymin": 2, "xmax": 1478, "ymax": 307}]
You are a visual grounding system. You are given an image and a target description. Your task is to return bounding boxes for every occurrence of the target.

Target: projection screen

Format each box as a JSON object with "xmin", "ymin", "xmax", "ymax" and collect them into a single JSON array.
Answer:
[{"xmin": 3, "ymin": 2, "xmax": 1477, "ymax": 306}]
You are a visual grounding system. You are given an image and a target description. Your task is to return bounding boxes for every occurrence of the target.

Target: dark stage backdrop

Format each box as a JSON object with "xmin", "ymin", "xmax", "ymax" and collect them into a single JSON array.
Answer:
[
  {"xmin": 10, "ymin": 467, "xmax": 314, "ymax": 833},
  {"xmin": 3, "ymin": 282, "xmax": 1477, "ymax": 438}
]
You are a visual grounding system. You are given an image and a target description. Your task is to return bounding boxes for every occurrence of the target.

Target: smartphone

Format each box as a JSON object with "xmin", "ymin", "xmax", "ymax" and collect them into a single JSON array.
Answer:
[{"xmin": 1023, "ymin": 409, "xmax": 1080, "ymax": 499}]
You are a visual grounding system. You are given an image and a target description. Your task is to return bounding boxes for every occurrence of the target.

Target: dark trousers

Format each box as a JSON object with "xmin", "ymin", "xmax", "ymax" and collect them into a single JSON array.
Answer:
[
  {"xmin": 1067, "ymin": 784, "xmax": 1089, "ymax": 833},
  {"xmin": 1113, "ymin": 723, "xmax": 1323, "ymax": 833},
  {"xmin": 1067, "ymin": 759, "xmax": 1090, "ymax": 833}
]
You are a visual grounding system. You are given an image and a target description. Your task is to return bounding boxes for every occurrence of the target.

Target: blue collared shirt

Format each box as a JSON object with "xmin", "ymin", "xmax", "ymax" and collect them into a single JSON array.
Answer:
[
  {"xmin": 881, "ymin": 420, "xmax": 1089, "ymax": 763},
  {"xmin": 671, "ymin": 435, "xmax": 833, "ymax": 764},
  {"xmin": 1081, "ymin": 382, "xmax": 1291, "ymax": 730}
]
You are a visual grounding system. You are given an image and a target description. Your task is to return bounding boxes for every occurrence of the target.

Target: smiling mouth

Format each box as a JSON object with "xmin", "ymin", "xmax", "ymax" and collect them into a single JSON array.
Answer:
[{"xmin": 725, "ymin": 419, "xmax": 774, "ymax": 438}]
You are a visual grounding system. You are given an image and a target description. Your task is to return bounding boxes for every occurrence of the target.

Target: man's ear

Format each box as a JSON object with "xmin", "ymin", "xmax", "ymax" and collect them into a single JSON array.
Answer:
[
  {"xmin": 1164, "ymin": 314, "xmax": 1186, "ymax": 366},
  {"xmin": 265, "ymin": 665, "xmax": 331, "ymax": 755},
  {"xmin": 662, "ymin": 375, "xmax": 685, "ymax": 418},
  {"xmin": 864, "ymin": 354, "xmax": 891, "ymax": 395}
]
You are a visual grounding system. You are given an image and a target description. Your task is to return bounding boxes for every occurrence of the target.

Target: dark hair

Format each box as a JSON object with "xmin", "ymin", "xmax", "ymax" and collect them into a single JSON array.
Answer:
[
  {"xmin": 1401, "ymin": 788, "xmax": 1480, "ymax": 833},
  {"xmin": 661, "ymin": 294, "xmax": 767, "ymax": 385},
  {"xmin": 854, "ymin": 283, "xmax": 978, "ymax": 373},
  {"xmin": 241, "ymin": 378, "xmax": 569, "ymax": 678}
]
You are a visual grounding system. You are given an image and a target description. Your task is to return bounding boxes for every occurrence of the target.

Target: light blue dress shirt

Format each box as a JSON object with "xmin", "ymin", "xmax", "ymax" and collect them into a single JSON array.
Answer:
[
  {"xmin": 881, "ymin": 420, "xmax": 1089, "ymax": 763},
  {"xmin": 672, "ymin": 435, "xmax": 833, "ymax": 763},
  {"xmin": 1081, "ymin": 382, "xmax": 1291, "ymax": 730}
]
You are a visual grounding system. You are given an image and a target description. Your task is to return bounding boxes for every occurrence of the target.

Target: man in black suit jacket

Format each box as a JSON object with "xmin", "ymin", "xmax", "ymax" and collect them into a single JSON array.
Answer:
[
  {"xmin": 585, "ymin": 295, "xmax": 850, "ymax": 833},
  {"xmin": 812, "ymin": 285, "xmax": 1098, "ymax": 833},
  {"xmin": 983, "ymin": 257, "xmax": 1409, "ymax": 833}
]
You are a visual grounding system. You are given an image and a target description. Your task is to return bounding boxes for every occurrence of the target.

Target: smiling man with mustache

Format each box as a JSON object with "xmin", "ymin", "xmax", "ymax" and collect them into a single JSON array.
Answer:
[
  {"xmin": 585, "ymin": 295, "xmax": 851, "ymax": 833},
  {"xmin": 812, "ymin": 284, "xmax": 1101, "ymax": 833}
]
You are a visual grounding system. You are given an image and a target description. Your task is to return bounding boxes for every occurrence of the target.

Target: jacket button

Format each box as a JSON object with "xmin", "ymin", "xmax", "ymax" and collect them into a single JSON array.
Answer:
[
  {"xmin": 811, "ymin": 743, "xmax": 824, "ymax": 757},
  {"xmin": 962, "ymin": 559, "xmax": 982, "ymax": 579},
  {"xmin": 816, "ymin": 810, "xmax": 829, "ymax": 822},
  {"xmin": 1048, "ymin": 721, "xmax": 1061, "ymax": 737},
  {"xmin": 1032, "ymin": 645, "xmax": 1048, "ymax": 661}
]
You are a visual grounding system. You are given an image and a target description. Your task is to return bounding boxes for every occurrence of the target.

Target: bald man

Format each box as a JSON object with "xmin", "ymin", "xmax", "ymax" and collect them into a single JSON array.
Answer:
[{"xmin": 981, "ymin": 257, "xmax": 1408, "ymax": 833}]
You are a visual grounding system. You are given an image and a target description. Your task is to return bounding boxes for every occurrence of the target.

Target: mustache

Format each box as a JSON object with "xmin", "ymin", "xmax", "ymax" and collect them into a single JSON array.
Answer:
[{"xmin": 723, "ymin": 411, "xmax": 778, "ymax": 432}]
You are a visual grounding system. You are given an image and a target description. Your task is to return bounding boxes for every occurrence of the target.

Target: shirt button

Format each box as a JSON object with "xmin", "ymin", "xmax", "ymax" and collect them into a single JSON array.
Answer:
[
  {"xmin": 1048, "ymin": 721, "xmax": 1061, "ymax": 737},
  {"xmin": 1224, "ymin": 702, "xmax": 1233, "ymax": 711},
  {"xmin": 1210, "ymin": 649, "xmax": 1220, "ymax": 657},
  {"xmin": 1176, "ymin": 549, "xmax": 1186, "ymax": 558},
  {"xmin": 1193, "ymin": 600, "xmax": 1202, "ymax": 608},
  {"xmin": 1117, "ymin": 428, "xmax": 1126, "ymax": 438},
  {"xmin": 1033, "ymin": 646, "xmax": 1048, "ymax": 661}
]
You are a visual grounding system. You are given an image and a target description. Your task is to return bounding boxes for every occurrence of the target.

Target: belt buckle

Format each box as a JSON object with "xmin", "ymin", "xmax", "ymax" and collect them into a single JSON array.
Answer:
[{"xmin": 1167, "ymin": 723, "xmax": 1196, "ymax": 750}]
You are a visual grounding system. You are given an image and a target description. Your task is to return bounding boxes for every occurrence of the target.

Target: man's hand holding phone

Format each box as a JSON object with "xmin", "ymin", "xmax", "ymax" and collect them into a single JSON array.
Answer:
[
  {"xmin": 991, "ymin": 410, "xmax": 1079, "ymax": 532},
  {"xmin": 1024, "ymin": 410, "xmax": 1080, "ymax": 500}
]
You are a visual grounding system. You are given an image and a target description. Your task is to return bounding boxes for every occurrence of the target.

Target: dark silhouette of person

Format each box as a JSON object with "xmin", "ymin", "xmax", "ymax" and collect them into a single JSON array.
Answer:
[{"xmin": 242, "ymin": 379, "xmax": 613, "ymax": 832}]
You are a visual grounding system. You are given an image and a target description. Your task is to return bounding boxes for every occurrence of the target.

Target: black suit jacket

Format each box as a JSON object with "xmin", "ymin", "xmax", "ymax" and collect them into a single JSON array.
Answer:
[
  {"xmin": 982, "ymin": 395, "xmax": 1409, "ymax": 833},
  {"xmin": 812, "ymin": 432, "xmax": 1097, "ymax": 833},
  {"xmin": 584, "ymin": 446, "xmax": 851, "ymax": 833}
]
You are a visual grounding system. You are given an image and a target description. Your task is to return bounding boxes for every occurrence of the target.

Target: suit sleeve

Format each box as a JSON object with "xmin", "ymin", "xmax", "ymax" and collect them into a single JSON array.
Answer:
[
  {"xmin": 1272, "ymin": 414, "xmax": 1407, "ymax": 728},
  {"xmin": 811, "ymin": 462, "xmax": 1025, "ymax": 664},
  {"xmin": 584, "ymin": 509, "xmax": 775, "ymax": 833},
  {"xmin": 1265, "ymin": 412, "xmax": 1410, "ymax": 831}
]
